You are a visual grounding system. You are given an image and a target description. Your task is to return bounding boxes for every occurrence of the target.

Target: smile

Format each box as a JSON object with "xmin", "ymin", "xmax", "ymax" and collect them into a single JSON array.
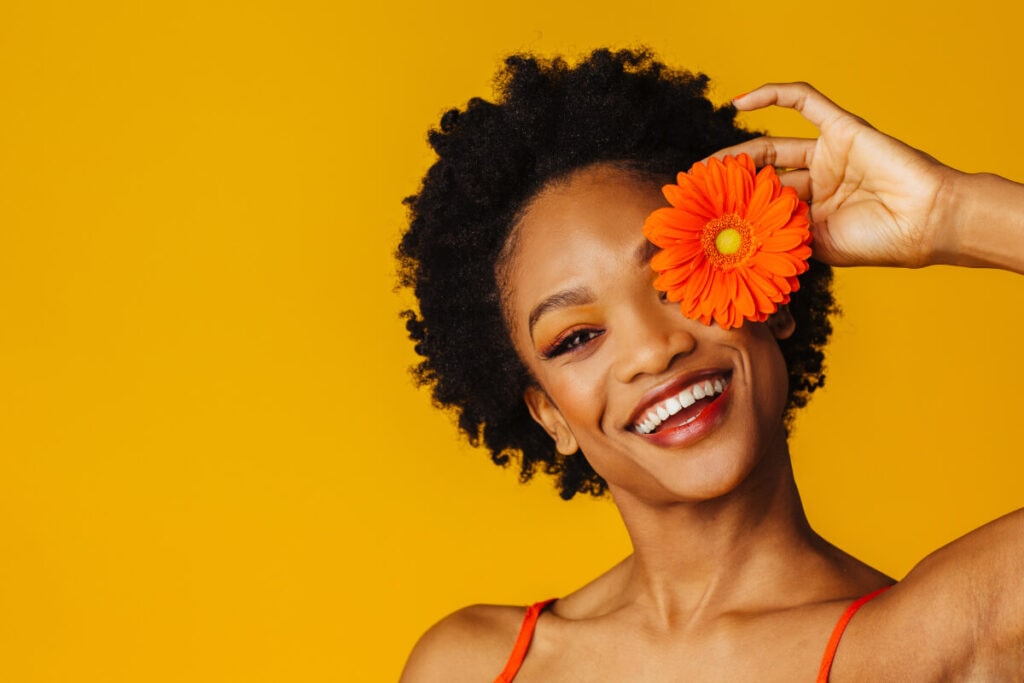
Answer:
[{"xmin": 632, "ymin": 375, "xmax": 730, "ymax": 435}]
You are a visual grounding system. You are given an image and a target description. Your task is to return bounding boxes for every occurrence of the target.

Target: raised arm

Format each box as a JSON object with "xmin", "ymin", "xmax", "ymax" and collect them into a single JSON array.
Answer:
[
  {"xmin": 718, "ymin": 83, "xmax": 1024, "ymax": 678},
  {"xmin": 715, "ymin": 82, "xmax": 1024, "ymax": 274}
]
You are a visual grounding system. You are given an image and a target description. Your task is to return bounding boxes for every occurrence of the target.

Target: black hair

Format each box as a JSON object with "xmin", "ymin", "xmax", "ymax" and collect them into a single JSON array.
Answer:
[{"xmin": 397, "ymin": 48, "xmax": 836, "ymax": 500}]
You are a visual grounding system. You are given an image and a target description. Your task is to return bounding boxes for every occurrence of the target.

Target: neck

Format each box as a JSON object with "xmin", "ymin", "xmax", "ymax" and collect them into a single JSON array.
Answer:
[{"xmin": 607, "ymin": 436, "xmax": 827, "ymax": 625}]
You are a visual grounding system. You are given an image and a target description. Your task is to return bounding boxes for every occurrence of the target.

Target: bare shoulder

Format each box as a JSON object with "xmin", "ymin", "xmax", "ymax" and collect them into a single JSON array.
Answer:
[
  {"xmin": 832, "ymin": 509, "xmax": 1024, "ymax": 681},
  {"xmin": 399, "ymin": 603, "xmax": 528, "ymax": 683}
]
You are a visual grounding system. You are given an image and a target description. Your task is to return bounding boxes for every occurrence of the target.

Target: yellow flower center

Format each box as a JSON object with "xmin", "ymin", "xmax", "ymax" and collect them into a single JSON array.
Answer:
[
  {"xmin": 701, "ymin": 214, "xmax": 753, "ymax": 268},
  {"xmin": 715, "ymin": 228, "xmax": 742, "ymax": 255}
]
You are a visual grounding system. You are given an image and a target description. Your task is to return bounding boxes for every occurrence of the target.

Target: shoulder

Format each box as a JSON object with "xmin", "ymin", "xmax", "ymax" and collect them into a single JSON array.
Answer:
[
  {"xmin": 831, "ymin": 509, "xmax": 1024, "ymax": 680},
  {"xmin": 399, "ymin": 603, "xmax": 531, "ymax": 683}
]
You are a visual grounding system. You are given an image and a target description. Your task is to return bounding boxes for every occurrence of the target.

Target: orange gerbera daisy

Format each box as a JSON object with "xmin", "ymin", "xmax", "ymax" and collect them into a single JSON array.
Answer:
[{"xmin": 642, "ymin": 153, "xmax": 812, "ymax": 329}]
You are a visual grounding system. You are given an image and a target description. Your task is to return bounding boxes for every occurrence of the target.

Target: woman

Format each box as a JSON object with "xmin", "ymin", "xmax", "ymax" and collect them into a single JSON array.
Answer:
[{"xmin": 397, "ymin": 49, "xmax": 1024, "ymax": 681}]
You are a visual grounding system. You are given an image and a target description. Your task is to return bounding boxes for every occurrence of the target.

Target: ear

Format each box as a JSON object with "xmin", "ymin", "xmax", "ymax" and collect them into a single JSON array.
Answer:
[
  {"xmin": 767, "ymin": 304, "xmax": 796, "ymax": 340},
  {"xmin": 523, "ymin": 385, "xmax": 579, "ymax": 455}
]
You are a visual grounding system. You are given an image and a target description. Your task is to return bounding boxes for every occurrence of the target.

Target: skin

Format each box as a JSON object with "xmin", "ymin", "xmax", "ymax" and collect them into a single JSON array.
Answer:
[{"xmin": 402, "ymin": 83, "xmax": 1024, "ymax": 681}]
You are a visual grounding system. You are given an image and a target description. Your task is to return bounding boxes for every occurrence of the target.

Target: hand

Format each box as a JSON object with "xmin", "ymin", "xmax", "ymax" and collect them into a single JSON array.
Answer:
[{"xmin": 712, "ymin": 82, "xmax": 958, "ymax": 268}]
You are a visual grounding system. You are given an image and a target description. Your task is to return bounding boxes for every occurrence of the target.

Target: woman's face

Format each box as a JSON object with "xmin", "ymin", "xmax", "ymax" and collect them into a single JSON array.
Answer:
[{"xmin": 502, "ymin": 164, "xmax": 795, "ymax": 505}]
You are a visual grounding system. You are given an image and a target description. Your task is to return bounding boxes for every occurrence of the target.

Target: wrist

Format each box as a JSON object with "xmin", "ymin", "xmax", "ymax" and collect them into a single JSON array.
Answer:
[
  {"xmin": 926, "ymin": 167, "xmax": 972, "ymax": 267},
  {"xmin": 933, "ymin": 171, "xmax": 1024, "ymax": 271}
]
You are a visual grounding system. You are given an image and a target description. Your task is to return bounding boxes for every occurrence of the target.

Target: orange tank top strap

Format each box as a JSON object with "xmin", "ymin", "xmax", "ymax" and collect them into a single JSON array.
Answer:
[
  {"xmin": 816, "ymin": 585, "xmax": 892, "ymax": 682},
  {"xmin": 496, "ymin": 588, "xmax": 891, "ymax": 682},
  {"xmin": 493, "ymin": 598, "xmax": 557, "ymax": 683}
]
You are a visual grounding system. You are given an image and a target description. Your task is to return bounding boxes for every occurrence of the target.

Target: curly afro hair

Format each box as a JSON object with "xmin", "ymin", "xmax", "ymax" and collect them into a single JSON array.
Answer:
[{"xmin": 397, "ymin": 48, "xmax": 837, "ymax": 500}]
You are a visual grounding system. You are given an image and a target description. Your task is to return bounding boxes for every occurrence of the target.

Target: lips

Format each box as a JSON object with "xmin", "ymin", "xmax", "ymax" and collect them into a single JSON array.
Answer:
[{"xmin": 629, "ymin": 371, "xmax": 731, "ymax": 435}]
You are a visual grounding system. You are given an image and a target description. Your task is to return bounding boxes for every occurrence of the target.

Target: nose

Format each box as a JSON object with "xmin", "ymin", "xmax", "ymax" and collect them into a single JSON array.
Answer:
[{"xmin": 612, "ymin": 304, "xmax": 698, "ymax": 384}]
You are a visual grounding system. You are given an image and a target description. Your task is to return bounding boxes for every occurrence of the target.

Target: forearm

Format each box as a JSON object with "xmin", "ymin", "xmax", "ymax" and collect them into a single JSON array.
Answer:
[{"xmin": 934, "ymin": 171, "xmax": 1024, "ymax": 274}]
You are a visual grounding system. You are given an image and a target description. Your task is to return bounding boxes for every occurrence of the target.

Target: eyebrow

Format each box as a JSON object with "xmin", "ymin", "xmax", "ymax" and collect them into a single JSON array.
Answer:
[
  {"xmin": 528, "ymin": 286, "xmax": 594, "ymax": 338},
  {"xmin": 526, "ymin": 239, "xmax": 659, "ymax": 338}
]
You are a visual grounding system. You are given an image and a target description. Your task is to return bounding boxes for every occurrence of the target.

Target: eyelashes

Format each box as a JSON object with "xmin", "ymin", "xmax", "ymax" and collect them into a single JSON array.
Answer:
[{"xmin": 539, "ymin": 328, "xmax": 605, "ymax": 359}]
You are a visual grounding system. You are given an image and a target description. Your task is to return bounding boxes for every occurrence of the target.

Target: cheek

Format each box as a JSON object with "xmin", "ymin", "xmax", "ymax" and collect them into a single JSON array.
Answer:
[
  {"xmin": 752, "ymin": 340, "xmax": 791, "ymax": 421},
  {"xmin": 542, "ymin": 369, "xmax": 605, "ymax": 426}
]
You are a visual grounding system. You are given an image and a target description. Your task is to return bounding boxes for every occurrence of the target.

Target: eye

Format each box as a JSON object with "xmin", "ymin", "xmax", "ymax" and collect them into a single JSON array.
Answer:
[{"xmin": 540, "ymin": 327, "xmax": 605, "ymax": 359}]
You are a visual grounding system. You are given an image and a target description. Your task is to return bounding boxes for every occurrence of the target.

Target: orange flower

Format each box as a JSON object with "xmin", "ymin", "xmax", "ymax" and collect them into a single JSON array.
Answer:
[{"xmin": 642, "ymin": 153, "xmax": 812, "ymax": 329}]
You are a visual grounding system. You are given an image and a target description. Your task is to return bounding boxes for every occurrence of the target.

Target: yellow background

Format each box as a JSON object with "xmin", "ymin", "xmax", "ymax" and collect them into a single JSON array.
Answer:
[{"xmin": 2, "ymin": 1, "xmax": 1023, "ymax": 680}]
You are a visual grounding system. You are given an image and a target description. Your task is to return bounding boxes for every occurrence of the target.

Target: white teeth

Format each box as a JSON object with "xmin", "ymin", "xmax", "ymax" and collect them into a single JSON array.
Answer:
[{"xmin": 632, "ymin": 375, "xmax": 730, "ymax": 435}]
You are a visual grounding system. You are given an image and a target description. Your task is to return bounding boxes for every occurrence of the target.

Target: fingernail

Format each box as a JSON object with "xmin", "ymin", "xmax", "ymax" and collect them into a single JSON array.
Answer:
[{"xmin": 732, "ymin": 91, "xmax": 749, "ymax": 101}]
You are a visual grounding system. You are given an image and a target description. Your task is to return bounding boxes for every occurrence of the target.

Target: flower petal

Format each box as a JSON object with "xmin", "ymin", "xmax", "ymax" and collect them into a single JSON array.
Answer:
[
  {"xmin": 761, "ymin": 228, "xmax": 808, "ymax": 252},
  {"xmin": 643, "ymin": 208, "xmax": 705, "ymax": 244},
  {"xmin": 744, "ymin": 175, "xmax": 772, "ymax": 221},
  {"xmin": 665, "ymin": 177, "xmax": 717, "ymax": 217},
  {"xmin": 704, "ymin": 158, "xmax": 728, "ymax": 215},
  {"xmin": 750, "ymin": 262, "xmax": 790, "ymax": 296},
  {"xmin": 737, "ymin": 268, "xmax": 777, "ymax": 315},
  {"xmin": 731, "ymin": 272, "xmax": 756, "ymax": 318},
  {"xmin": 725, "ymin": 155, "xmax": 754, "ymax": 214},
  {"xmin": 754, "ymin": 195, "xmax": 799, "ymax": 233},
  {"xmin": 735, "ymin": 153, "xmax": 756, "ymax": 176},
  {"xmin": 642, "ymin": 154, "xmax": 813, "ymax": 329},
  {"xmin": 681, "ymin": 258, "xmax": 713, "ymax": 304},
  {"xmin": 753, "ymin": 251, "xmax": 800, "ymax": 277},
  {"xmin": 651, "ymin": 242, "xmax": 701, "ymax": 271}
]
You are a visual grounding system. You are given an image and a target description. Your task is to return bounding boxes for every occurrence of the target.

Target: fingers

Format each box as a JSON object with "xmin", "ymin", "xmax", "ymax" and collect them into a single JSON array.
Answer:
[
  {"xmin": 706, "ymin": 137, "xmax": 816, "ymax": 172},
  {"xmin": 732, "ymin": 82, "xmax": 851, "ymax": 131}
]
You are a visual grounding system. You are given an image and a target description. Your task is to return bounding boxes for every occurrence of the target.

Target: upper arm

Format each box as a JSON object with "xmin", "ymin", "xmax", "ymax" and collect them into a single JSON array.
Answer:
[
  {"xmin": 400, "ymin": 604, "xmax": 521, "ymax": 683},
  {"xmin": 835, "ymin": 508, "xmax": 1024, "ymax": 680}
]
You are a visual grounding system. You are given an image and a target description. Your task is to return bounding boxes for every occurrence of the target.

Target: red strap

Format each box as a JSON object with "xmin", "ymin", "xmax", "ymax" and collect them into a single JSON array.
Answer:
[
  {"xmin": 493, "ymin": 599, "xmax": 557, "ymax": 683},
  {"xmin": 496, "ymin": 589, "xmax": 889, "ymax": 682},
  {"xmin": 816, "ymin": 586, "xmax": 891, "ymax": 682}
]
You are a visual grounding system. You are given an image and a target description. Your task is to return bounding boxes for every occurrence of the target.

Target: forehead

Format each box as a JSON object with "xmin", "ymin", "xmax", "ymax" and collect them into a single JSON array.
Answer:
[{"xmin": 502, "ymin": 165, "xmax": 666, "ymax": 324}]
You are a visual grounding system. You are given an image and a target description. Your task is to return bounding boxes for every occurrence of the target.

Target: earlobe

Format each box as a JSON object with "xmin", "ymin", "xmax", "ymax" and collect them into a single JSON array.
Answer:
[
  {"xmin": 767, "ymin": 305, "xmax": 796, "ymax": 340},
  {"xmin": 524, "ymin": 385, "xmax": 579, "ymax": 455}
]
